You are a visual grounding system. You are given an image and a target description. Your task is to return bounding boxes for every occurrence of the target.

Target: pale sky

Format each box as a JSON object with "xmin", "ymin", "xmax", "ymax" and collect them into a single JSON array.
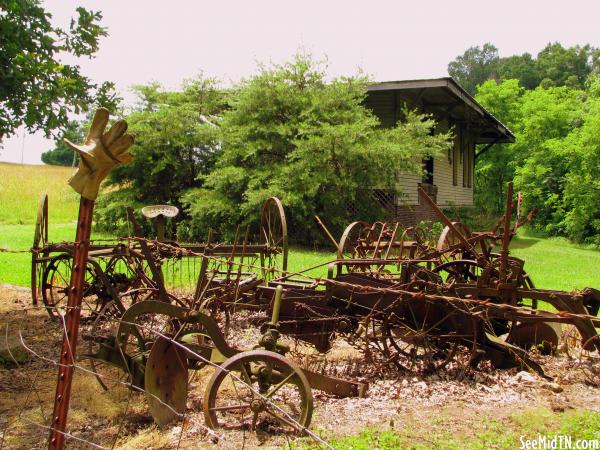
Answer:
[{"xmin": 2, "ymin": 0, "xmax": 599, "ymax": 164}]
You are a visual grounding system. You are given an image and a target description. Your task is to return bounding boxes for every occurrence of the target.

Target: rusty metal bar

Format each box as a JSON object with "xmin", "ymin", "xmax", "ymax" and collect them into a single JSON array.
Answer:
[
  {"xmin": 314, "ymin": 215, "xmax": 340, "ymax": 251},
  {"xmin": 417, "ymin": 187, "xmax": 484, "ymax": 263},
  {"xmin": 499, "ymin": 182, "xmax": 514, "ymax": 284},
  {"xmin": 48, "ymin": 197, "xmax": 94, "ymax": 449}
]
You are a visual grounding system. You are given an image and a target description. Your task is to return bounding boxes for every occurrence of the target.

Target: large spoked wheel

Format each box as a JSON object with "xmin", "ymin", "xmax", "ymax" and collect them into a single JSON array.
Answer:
[
  {"xmin": 379, "ymin": 301, "xmax": 478, "ymax": 376},
  {"xmin": 115, "ymin": 301, "xmax": 186, "ymax": 359},
  {"xmin": 103, "ymin": 251, "xmax": 153, "ymax": 304},
  {"xmin": 87, "ymin": 288, "xmax": 165, "ymax": 391},
  {"xmin": 260, "ymin": 197, "xmax": 289, "ymax": 281},
  {"xmin": 203, "ymin": 350, "xmax": 313, "ymax": 434},
  {"xmin": 433, "ymin": 259, "xmax": 484, "ymax": 284},
  {"xmin": 41, "ymin": 254, "xmax": 100, "ymax": 320},
  {"xmin": 31, "ymin": 193, "xmax": 49, "ymax": 305}
]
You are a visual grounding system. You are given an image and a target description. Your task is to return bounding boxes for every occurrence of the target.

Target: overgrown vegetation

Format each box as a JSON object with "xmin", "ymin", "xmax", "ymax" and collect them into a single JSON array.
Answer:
[
  {"xmin": 181, "ymin": 55, "xmax": 450, "ymax": 243},
  {"xmin": 96, "ymin": 55, "xmax": 451, "ymax": 243},
  {"xmin": 448, "ymin": 42, "xmax": 600, "ymax": 244},
  {"xmin": 96, "ymin": 77, "xmax": 226, "ymax": 236}
]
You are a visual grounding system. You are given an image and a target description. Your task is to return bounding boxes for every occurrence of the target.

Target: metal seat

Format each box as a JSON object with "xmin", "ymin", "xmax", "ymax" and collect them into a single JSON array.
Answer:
[{"xmin": 141, "ymin": 205, "xmax": 179, "ymax": 219}]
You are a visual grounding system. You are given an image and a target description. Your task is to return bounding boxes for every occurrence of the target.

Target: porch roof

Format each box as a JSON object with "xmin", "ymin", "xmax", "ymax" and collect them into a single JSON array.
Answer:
[{"xmin": 366, "ymin": 77, "xmax": 515, "ymax": 144}]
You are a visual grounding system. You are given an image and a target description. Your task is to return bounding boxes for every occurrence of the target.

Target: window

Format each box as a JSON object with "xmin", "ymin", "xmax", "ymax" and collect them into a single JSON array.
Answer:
[{"xmin": 422, "ymin": 157, "xmax": 434, "ymax": 185}]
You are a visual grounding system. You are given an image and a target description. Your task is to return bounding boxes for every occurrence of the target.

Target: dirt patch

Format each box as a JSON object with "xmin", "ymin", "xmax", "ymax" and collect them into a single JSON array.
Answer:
[{"xmin": 0, "ymin": 285, "xmax": 598, "ymax": 449}]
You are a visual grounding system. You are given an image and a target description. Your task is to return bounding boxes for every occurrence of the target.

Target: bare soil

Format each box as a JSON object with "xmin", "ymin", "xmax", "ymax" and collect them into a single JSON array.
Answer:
[{"xmin": 0, "ymin": 284, "xmax": 598, "ymax": 449}]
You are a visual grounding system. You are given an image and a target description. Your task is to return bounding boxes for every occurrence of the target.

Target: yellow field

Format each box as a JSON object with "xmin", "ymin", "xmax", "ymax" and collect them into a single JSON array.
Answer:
[{"xmin": 0, "ymin": 162, "xmax": 79, "ymax": 224}]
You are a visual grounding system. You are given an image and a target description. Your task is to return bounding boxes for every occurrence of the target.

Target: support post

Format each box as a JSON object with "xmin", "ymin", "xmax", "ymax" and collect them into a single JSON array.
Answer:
[
  {"xmin": 47, "ymin": 108, "xmax": 134, "ymax": 449},
  {"xmin": 48, "ymin": 198, "xmax": 94, "ymax": 450},
  {"xmin": 499, "ymin": 182, "xmax": 514, "ymax": 284}
]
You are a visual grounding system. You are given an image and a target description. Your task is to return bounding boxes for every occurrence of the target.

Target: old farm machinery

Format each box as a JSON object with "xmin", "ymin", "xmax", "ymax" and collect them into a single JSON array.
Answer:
[
  {"xmin": 76, "ymin": 184, "xmax": 600, "ymax": 436},
  {"xmin": 30, "ymin": 194, "xmax": 289, "ymax": 322},
  {"xmin": 34, "ymin": 140, "xmax": 598, "ymax": 441}
]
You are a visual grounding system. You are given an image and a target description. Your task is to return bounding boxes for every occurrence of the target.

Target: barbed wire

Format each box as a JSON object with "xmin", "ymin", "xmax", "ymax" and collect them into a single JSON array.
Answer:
[{"xmin": 2, "ymin": 301, "xmax": 335, "ymax": 449}]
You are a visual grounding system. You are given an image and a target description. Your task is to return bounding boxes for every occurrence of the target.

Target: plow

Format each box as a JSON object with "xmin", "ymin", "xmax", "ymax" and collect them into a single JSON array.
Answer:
[{"xmin": 27, "ymin": 109, "xmax": 598, "ymax": 448}]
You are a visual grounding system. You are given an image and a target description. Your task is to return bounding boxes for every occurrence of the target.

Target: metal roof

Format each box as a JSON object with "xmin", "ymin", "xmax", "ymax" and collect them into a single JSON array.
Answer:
[{"xmin": 366, "ymin": 77, "xmax": 515, "ymax": 144}]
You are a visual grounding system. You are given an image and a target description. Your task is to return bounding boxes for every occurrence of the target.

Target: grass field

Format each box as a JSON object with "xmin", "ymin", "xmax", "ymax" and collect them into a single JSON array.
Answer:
[
  {"xmin": 1, "ymin": 161, "xmax": 599, "ymax": 291},
  {"xmin": 0, "ymin": 162, "xmax": 79, "ymax": 225},
  {"xmin": 1, "ymin": 221, "xmax": 599, "ymax": 291},
  {"xmin": 299, "ymin": 408, "xmax": 600, "ymax": 450}
]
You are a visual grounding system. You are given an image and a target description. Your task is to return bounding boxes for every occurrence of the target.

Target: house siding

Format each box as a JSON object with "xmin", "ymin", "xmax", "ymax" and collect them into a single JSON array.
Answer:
[{"xmin": 363, "ymin": 88, "xmax": 482, "ymax": 228}]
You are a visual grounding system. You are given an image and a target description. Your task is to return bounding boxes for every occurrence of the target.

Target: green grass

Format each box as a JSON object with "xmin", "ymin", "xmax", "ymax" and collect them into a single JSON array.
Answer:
[
  {"xmin": 0, "ymin": 162, "xmax": 79, "ymax": 225},
  {"xmin": 0, "ymin": 223, "xmax": 112, "ymax": 287},
  {"xmin": 298, "ymin": 408, "xmax": 600, "ymax": 449},
  {"xmin": 2, "ymin": 222, "xmax": 600, "ymax": 292},
  {"xmin": 510, "ymin": 230, "xmax": 600, "ymax": 291}
]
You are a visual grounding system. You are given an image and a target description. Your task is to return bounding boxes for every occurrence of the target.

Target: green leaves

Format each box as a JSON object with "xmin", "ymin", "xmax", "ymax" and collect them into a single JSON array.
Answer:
[
  {"xmin": 0, "ymin": 1, "xmax": 114, "ymax": 139},
  {"xmin": 476, "ymin": 73, "xmax": 600, "ymax": 244},
  {"xmin": 183, "ymin": 54, "xmax": 451, "ymax": 244},
  {"xmin": 96, "ymin": 77, "xmax": 226, "ymax": 236}
]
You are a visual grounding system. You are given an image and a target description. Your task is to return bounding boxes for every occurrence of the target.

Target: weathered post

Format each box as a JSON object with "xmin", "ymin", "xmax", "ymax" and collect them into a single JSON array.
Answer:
[
  {"xmin": 48, "ymin": 108, "xmax": 134, "ymax": 450},
  {"xmin": 498, "ymin": 182, "xmax": 514, "ymax": 284}
]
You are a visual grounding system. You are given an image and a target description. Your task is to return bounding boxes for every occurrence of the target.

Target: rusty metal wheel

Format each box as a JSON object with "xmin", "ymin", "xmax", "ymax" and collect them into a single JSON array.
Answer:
[
  {"xmin": 87, "ymin": 288, "xmax": 163, "ymax": 391},
  {"xmin": 433, "ymin": 259, "xmax": 485, "ymax": 284},
  {"xmin": 337, "ymin": 221, "xmax": 370, "ymax": 259},
  {"xmin": 41, "ymin": 253, "xmax": 100, "ymax": 320},
  {"xmin": 103, "ymin": 251, "xmax": 152, "ymax": 303},
  {"xmin": 260, "ymin": 197, "xmax": 288, "ymax": 281},
  {"xmin": 337, "ymin": 221, "xmax": 372, "ymax": 274},
  {"xmin": 203, "ymin": 350, "xmax": 313, "ymax": 434},
  {"xmin": 115, "ymin": 300, "xmax": 185, "ymax": 359},
  {"xmin": 31, "ymin": 193, "xmax": 49, "ymax": 305},
  {"xmin": 379, "ymin": 300, "xmax": 478, "ymax": 376}
]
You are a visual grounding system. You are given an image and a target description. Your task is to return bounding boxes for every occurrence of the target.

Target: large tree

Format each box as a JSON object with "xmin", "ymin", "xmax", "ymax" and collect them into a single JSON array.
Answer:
[
  {"xmin": 496, "ymin": 53, "xmax": 540, "ymax": 90},
  {"xmin": 182, "ymin": 55, "xmax": 452, "ymax": 244},
  {"xmin": 449, "ymin": 42, "xmax": 598, "ymax": 95},
  {"xmin": 535, "ymin": 42, "xmax": 596, "ymax": 89},
  {"xmin": 474, "ymin": 79, "xmax": 523, "ymax": 213},
  {"xmin": 96, "ymin": 77, "xmax": 226, "ymax": 235},
  {"xmin": 447, "ymin": 43, "xmax": 499, "ymax": 95},
  {"xmin": 0, "ymin": 0, "xmax": 119, "ymax": 140}
]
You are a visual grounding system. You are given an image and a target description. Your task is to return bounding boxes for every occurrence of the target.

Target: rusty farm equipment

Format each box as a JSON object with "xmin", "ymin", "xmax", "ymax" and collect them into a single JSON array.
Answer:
[
  {"xmin": 32, "ymin": 148, "xmax": 598, "ymax": 442},
  {"xmin": 79, "ymin": 184, "xmax": 600, "ymax": 435},
  {"xmin": 30, "ymin": 194, "xmax": 289, "ymax": 322}
]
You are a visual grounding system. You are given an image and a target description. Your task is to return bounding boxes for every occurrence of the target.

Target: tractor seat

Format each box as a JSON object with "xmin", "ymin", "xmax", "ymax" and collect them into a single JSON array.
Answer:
[{"xmin": 141, "ymin": 205, "xmax": 179, "ymax": 219}]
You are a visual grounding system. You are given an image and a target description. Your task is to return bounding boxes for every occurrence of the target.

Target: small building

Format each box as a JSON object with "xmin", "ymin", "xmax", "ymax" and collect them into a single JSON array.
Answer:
[{"xmin": 364, "ymin": 77, "xmax": 514, "ymax": 226}]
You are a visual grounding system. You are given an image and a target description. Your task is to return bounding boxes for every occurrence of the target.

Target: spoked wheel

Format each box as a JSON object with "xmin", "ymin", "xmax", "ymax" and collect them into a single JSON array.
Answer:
[
  {"xmin": 103, "ymin": 252, "xmax": 152, "ymax": 304},
  {"xmin": 260, "ymin": 197, "xmax": 289, "ymax": 281},
  {"xmin": 31, "ymin": 193, "xmax": 49, "ymax": 306},
  {"xmin": 203, "ymin": 350, "xmax": 313, "ymax": 434},
  {"xmin": 433, "ymin": 259, "xmax": 484, "ymax": 284},
  {"xmin": 115, "ymin": 301, "xmax": 185, "ymax": 359},
  {"xmin": 41, "ymin": 254, "xmax": 100, "ymax": 320},
  {"xmin": 378, "ymin": 301, "xmax": 478, "ymax": 376},
  {"xmin": 86, "ymin": 288, "xmax": 162, "ymax": 391}
]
